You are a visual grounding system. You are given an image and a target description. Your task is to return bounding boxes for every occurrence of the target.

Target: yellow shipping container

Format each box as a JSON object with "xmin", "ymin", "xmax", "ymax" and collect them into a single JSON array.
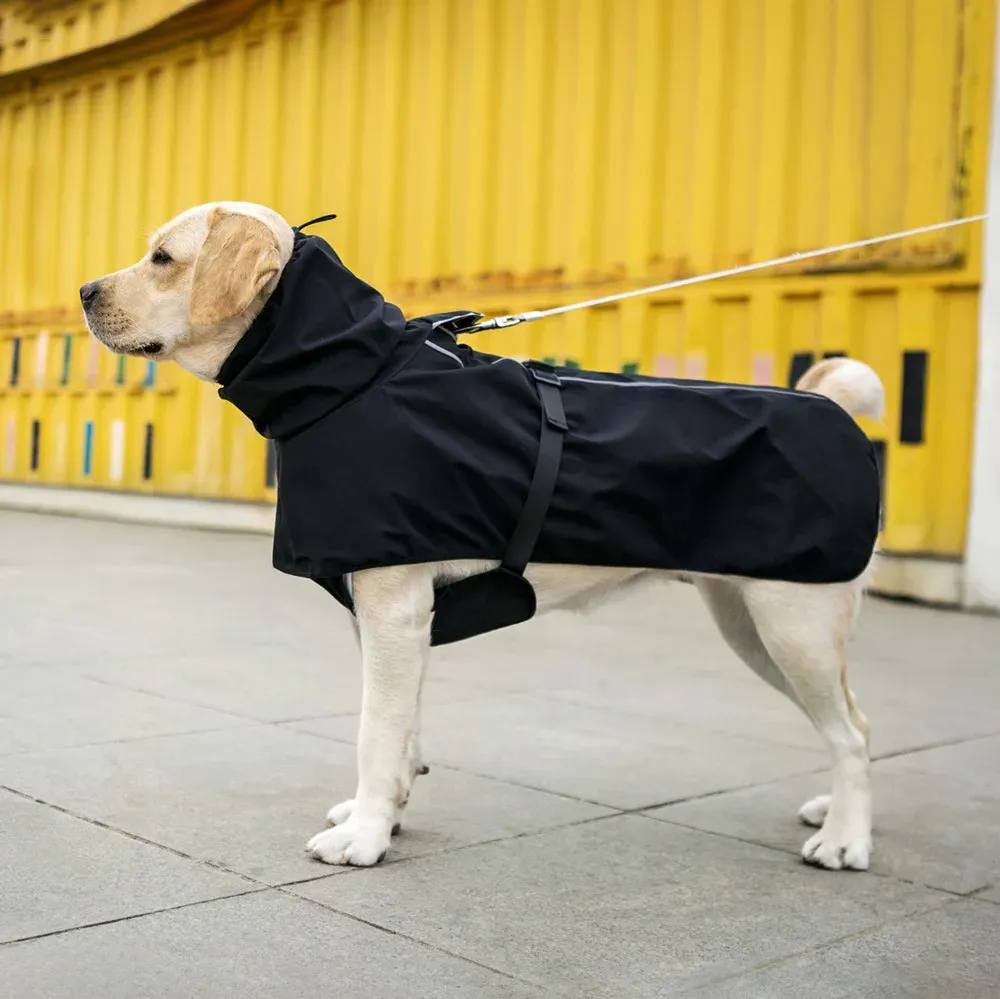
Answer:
[{"xmin": 0, "ymin": 0, "xmax": 995, "ymax": 562}]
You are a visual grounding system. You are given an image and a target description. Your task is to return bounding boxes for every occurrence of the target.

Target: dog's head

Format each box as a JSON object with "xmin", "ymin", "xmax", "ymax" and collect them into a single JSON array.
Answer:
[{"xmin": 80, "ymin": 202, "xmax": 295, "ymax": 380}]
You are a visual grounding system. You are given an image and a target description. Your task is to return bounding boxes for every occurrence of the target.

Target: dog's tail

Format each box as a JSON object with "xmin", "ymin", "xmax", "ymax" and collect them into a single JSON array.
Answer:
[{"xmin": 795, "ymin": 357, "xmax": 885, "ymax": 421}]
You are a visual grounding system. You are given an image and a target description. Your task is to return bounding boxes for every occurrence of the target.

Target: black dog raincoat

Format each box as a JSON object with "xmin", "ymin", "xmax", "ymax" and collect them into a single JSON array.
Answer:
[{"xmin": 217, "ymin": 230, "xmax": 881, "ymax": 645}]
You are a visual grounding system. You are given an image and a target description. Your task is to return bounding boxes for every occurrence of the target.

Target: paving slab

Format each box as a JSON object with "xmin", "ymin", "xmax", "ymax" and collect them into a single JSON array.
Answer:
[
  {"xmin": 0, "ymin": 890, "xmax": 552, "ymax": 999},
  {"xmin": 431, "ymin": 583, "xmax": 1000, "ymax": 757},
  {"xmin": 0, "ymin": 665, "xmax": 251, "ymax": 756},
  {"xmin": 74, "ymin": 651, "xmax": 484, "ymax": 724},
  {"xmin": 0, "ymin": 725, "xmax": 609, "ymax": 886},
  {"xmin": 289, "ymin": 692, "xmax": 827, "ymax": 810},
  {"xmin": 680, "ymin": 898, "xmax": 1000, "ymax": 999},
  {"xmin": 845, "ymin": 602, "xmax": 1000, "ymax": 756},
  {"xmin": 3, "ymin": 510, "xmax": 1000, "ymax": 998},
  {"xmin": 648, "ymin": 734, "xmax": 1000, "ymax": 895},
  {"xmin": 0, "ymin": 790, "xmax": 250, "ymax": 943},
  {"xmin": 292, "ymin": 814, "xmax": 947, "ymax": 998}
]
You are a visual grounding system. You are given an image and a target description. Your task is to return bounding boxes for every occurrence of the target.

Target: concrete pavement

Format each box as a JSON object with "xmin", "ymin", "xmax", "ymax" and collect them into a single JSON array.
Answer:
[{"xmin": 1, "ymin": 509, "xmax": 999, "ymax": 997}]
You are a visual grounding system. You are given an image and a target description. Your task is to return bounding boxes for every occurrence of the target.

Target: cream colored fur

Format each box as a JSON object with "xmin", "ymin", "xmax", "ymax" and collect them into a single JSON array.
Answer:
[{"xmin": 83, "ymin": 202, "xmax": 884, "ymax": 873}]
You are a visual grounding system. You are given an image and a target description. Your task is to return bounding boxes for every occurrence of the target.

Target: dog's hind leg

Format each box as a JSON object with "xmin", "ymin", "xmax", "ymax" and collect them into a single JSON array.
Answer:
[
  {"xmin": 695, "ymin": 577, "xmax": 805, "ymax": 708},
  {"xmin": 741, "ymin": 579, "xmax": 872, "ymax": 871},
  {"xmin": 306, "ymin": 564, "xmax": 434, "ymax": 866}
]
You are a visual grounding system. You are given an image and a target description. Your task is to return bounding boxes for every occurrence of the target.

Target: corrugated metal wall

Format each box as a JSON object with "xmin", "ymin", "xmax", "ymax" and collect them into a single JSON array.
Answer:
[{"xmin": 0, "ymin": 0, "xmax": 994, "ymax": 557}]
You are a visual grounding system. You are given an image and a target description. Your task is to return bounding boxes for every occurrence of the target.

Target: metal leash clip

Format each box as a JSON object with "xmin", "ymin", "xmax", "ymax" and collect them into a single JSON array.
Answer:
[{"xmin": 466, "ymin": 311, "xmax": 545, "ymax": 334}]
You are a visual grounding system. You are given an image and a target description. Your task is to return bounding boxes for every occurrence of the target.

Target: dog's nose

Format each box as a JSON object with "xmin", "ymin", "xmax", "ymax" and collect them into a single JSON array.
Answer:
[{"xmin": 80, "ymin": 281, "xmax": 101, "ymax": 306}]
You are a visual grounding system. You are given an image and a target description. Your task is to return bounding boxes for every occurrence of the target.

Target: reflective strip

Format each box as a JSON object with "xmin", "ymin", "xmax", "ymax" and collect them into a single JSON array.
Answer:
[
  {"xmin": 423, "ymin": 340, "xmax": 463, "ymax": 366},
  {"xmin": 559, "ymin": 374, "xmax": 799, "ymax": 398}
]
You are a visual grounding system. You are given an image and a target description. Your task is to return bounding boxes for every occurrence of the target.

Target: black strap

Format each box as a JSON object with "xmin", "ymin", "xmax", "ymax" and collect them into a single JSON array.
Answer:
[
  {"xmin": 295, "ymin": 213, "xmax": 338, "ymax": 232},
  {"xmin": 502, "ymin": 364, "xmax": 568, "ymax": 575}
]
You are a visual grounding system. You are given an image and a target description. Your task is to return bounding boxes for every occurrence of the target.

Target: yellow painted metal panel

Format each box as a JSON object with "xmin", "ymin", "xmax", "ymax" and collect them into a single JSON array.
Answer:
[{"xmin": 0, "ymin": 0, "xmax": 994, "ymax": 556}]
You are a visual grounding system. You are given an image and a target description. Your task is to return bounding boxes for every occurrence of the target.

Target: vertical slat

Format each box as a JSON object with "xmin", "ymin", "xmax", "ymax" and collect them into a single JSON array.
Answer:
[
  {"xmin": 569, "ymin": 0, "xmax": 613, "ymax": 278},
  {"xmin": 287, "ymin": 6, "xmax": 320, "ymax": 223},
  {"xmin": 495, "ymin": 0, "xmax": 551, "ymax": 282},
  {"xmin": 33, "ymin": 98, "xmax": 62, "ymax": 309},
  {"xmin": 60, "ymin": 89, "xmax": 89, "ymax": 311},
  {"xmin": 316, "ymin": 0, "xmax": 363, "ymax": 267},
  {"xmin": 546, "ymin": 0, "xmax": 580, "ymax": 278},
  {"xmin": 660, "ymin": 0, "xmax": 699, "ymax": 273},
  {"xmin": 0, "ymin": 105, "xmax": 12, "ymax": 305},
  {"xmin": 399, "ymin": 0, "xmax": 453, "ymax": 288},
  {"xmin": 865, "ymin": 0, "xmax": 911, "ymax": 239},
  {"xmin": 753, "ymin": 0, "xmax": 796, "ymax": 261},
  {"xmin": 355, "ymin": 0, "xmax": 408, "ymax": 286},
  {"xmin": 598, "ymin": 0, "xmax": 637, "ymax": 279},
  {"xmin": 928, "ymin": 289, "xmax": 978, "ymax": 553},
  {"xmin": 904, "ymin": 0, "xmax": 959, "ymax": 229},
  {"xmin": 788, "ymin": 0, "xmax": 834, "ymax": 250},
  {"xmin": 624, "ymin": 0, "xmax": 667, "ymax": 275},
  {"xmin": 688, "ymin": 0, "xmax": 727, "ymax": 273},
  {"xmin": 825, "ymin": 0, "xmax": 864, "ymax": 244},
  {"xmin": 719, "ymin": 0, "xmax": 763, "ymax": 268},
  {"xmin": 7, "ymin": 104, "xmax": 34, "ymax": 313},
  {"xmin": 446, "ymin": 0, "xmax": 499, "ymax": 283}
]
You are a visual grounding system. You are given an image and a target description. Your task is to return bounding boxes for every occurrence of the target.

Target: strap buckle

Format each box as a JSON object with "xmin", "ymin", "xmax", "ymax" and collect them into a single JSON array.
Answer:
[{"xmin": 528, "ymin": 365, "xmax": 568, "ymax": 431}]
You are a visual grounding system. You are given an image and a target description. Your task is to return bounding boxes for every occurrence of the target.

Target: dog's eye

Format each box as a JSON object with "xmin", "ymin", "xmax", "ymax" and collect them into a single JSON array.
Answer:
[{"xmin": 150, "ymin": 248, "xmax": 172, "ymax": 265}]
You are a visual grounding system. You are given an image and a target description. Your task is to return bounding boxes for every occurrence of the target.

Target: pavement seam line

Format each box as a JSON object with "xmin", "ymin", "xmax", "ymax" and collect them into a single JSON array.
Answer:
[
  {"xmin": 276, "ymin": 720, "xmax": 832, "ymax": 810},
  {"xmin": 274, "ymin": 885, "xmax": 573, "ymax": 998},
  {"xmin": 1, "ymin": 721, "xmax": 271, "ymax": 759},
  {"xmin": 870, "ymin": 727, "xmax": 1000, "ymax": 763},
  {"xmin": 0, "ymin": 784, "xmax": 270, "ymax": 889},
  {"xmin": 74, "ymin": 670, "xmax": 270, "ymax": 724},
  {"xmin": 643, "ymin": 812, "xmax": 988, "ymax": 898},
  {"xmin": 677, "ymin": 896, "xmax": 968, "ymax": 995},
  {"xmin": 0, "ymin": 888, "xmax": 273, "ymax": 950}
]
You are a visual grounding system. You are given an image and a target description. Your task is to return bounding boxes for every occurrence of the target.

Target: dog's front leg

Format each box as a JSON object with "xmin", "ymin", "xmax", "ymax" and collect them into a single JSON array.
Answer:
[{"xmin": 306, "ymin": 565, "xmax": 432, "ymax": 866}]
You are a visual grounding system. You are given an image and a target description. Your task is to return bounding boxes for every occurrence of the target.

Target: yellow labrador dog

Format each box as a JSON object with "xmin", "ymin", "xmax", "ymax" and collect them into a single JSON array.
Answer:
[{"xmin": 81, "ymin": 202, "xmax": 884, "ymax": 871}]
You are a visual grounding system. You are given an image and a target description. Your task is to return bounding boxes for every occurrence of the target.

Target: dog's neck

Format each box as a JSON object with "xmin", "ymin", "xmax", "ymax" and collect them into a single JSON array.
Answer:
[{"xmin": 174, "ymin": 279, "xmax": 281, "ymax": 382}]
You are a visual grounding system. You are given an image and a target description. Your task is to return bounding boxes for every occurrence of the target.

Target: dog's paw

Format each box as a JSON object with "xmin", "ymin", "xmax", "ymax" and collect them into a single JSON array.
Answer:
[
  {"xmin": 797, "ymin": 794, "xmax": 831, "ymax": 828},
  {"xmin": 326, "ymin": 799, "xmax": 403, "ymax": 836},
  {"xmin": 801, "ymin": 825, "xmax": 871, "ymax": 871},
  {"xmin": 306, "ymin": 816, "xmax": 392, "ymax": 867},
  {"xmin": 326, "ymin": 799, "xmax": 356, "ymax": 827}
]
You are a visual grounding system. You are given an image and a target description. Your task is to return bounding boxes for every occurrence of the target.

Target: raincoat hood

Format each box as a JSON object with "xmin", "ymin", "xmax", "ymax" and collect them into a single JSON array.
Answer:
[{"xmin": 216, "ymin": 232, "xmax": 419, "ymax": 439}]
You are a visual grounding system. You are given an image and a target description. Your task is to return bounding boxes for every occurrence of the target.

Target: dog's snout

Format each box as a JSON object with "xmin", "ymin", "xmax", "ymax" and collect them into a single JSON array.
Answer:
[{"xmin": 80, "ymin": 281, "xmax": 101, "ymax": 307}]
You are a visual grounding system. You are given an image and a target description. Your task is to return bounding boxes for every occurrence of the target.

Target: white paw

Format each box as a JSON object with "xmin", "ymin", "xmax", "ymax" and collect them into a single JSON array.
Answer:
[
  {"xmin": 326, "ymin": 798, "xmax": 403, "ymax": 836},
  {"xmin": 306, "ymin": 816, "xmax": 392, "ymax": 867},
  {"xmin": 797, "ymin": 794, "xmax": 831, "ymax": 828},
  {"xmin": 802, "ymin": 825, "xmax": 871, "ymax": 871},
  {"xmin": 326, "ymin": 799, "xmax": 356, "ymax": 827}
]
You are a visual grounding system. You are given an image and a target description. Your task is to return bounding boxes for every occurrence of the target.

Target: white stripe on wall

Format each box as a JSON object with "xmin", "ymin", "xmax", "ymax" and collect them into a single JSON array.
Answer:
[{"xmin": 109, "ymin": 420, "xmax": 125, "ymax": 483}]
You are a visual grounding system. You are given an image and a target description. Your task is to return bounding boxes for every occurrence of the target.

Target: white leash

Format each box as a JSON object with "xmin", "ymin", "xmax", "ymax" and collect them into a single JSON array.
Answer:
[{"xmin": 470, "ymin": 214, "xmax": 988, "ymax": 332}]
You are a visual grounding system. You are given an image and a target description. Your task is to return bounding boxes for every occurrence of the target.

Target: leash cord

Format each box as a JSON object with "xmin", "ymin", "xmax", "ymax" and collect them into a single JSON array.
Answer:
[{"xmin": 469, "ymin": 214, "xmax": 989, "ymax": 333}]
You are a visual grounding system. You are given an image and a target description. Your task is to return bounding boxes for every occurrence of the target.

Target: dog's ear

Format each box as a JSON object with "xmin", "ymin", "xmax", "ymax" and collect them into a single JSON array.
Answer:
[{"xmin": 190, "ymin": 209, "xmax": 280, "ymax": 326}]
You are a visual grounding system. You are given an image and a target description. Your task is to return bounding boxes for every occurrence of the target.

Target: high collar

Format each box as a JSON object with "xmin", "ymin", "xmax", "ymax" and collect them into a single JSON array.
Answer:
[{"xmin": 216, "ymin": 232, "xmax": 413, "ymax": 439}]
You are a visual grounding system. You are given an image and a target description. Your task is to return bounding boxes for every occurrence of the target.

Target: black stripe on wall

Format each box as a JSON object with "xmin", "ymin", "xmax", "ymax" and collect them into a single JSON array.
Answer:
[
  {"xmin": 30, "ymin": 419, "xmax": 41, "ymax": 471},
  {"xmin": 899, "ymin": 350, "xmax": 928, "ymax": 445},
  {"xmin": 142, "ymin": 423, "xmax": 154, "ymax": 481},
  {"xmin": 787, "ymin": 351, "xmax": 815, "ymax": 387}
]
